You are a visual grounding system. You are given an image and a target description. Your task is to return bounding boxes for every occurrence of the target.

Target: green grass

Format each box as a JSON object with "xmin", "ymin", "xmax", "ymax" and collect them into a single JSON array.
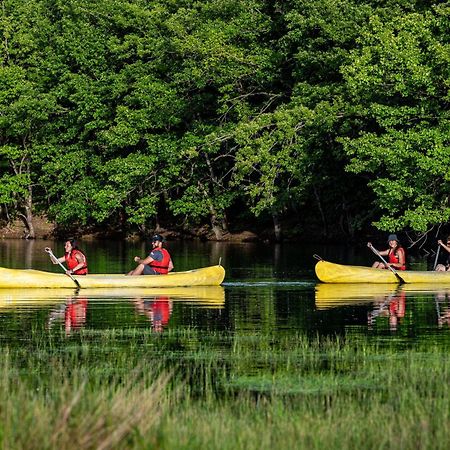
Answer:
[{"xmin": 1, "ymin": 329, "xmax": 449, "ymax": 449}]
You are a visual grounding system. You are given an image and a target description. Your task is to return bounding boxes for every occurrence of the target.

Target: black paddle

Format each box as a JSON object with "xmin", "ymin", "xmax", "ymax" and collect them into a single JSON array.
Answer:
[
  {"xmin": 433, "ymin": 245, "xmax": 441, "ymax": 270},
  {"xmin": 367, "ymin": 243, "xmax": 405, "ymax": 284},
  {"xmin": 45, "ymin": 247, "xmax": 81, "ymax": 289}
]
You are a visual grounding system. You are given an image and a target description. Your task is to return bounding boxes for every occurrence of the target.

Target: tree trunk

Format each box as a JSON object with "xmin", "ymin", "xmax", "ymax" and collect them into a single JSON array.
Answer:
[
  {"xmin": 199, "ymin": 182, "xmax": 225, "ymax": 240},
  {"xmin": 210, "ymin": 212, "xmax": 224, "ymax": 240},
  {"xmin": 273, "ymin": 213, "xmax": 282, "ymax": 242},
  {"xmin": 22, "ymin": 186, "xmax": 35, "ymax": 239},
  {"xmin": 313, "ymin": 185, "xmax": 328, "ymax": 238},
  {"xmin": 221, "ymin": 211, "xmax": 229, "ymax": 233}
]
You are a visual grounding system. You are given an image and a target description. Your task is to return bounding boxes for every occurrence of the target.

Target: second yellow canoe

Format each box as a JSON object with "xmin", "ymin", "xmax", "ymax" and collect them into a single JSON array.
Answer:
[{"xmin": 315, "ymin": 260, "xmax": 450, "ymax": 284}]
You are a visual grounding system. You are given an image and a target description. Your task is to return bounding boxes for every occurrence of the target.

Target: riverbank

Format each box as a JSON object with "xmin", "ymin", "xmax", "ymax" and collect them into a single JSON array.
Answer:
[
  {"xmin": 0, "ymin": 216, "xmax": 55, "ymax": 240},
  {"xmin": 0, "ymin": 215, "xmax": 413, "ymax": 245},
  {"xmin": 0, "ymin": 216, "xmax": 264, "ymax": 243}
]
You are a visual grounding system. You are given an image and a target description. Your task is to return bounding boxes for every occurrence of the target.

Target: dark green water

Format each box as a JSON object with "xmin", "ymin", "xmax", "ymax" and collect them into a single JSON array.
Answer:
[{"xmin": 0, "ymin": 239, "xmax": 449, "ymax": 345}]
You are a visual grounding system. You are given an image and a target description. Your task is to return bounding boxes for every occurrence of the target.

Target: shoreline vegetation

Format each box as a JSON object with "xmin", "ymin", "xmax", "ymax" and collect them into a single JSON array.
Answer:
[
  {"xmin": 0, "ymin": 214, "xmax": 422, "ymax": 245},
  {"xmin": 0, "ymin": 215, "xmax": 262, "ymax": 242},
  {"xmin": 1, "ymin": 329, "xmax": 449, "ymax": 449}
]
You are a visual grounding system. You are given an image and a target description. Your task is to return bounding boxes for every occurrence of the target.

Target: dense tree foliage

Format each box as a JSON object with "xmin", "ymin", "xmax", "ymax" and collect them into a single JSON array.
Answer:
[{"xmin": 1, "ymin": 0, "xmax": 448, "ymax": 241}]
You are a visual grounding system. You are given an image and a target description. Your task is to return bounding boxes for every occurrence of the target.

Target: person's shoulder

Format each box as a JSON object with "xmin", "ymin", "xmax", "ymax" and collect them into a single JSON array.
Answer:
[{"xmin": 150, "ymin": 248, "xmax": 163, "ymax": 259}]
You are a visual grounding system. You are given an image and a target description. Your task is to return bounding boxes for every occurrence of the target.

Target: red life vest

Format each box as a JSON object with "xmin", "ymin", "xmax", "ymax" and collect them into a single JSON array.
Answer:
[
  {"xmin": 151, "ymin": 297, "xmax": 171, "ymax": 325},
  {"xmin": 388, "ymin": 248, "xmax": 406, "ymax": 271},
  {"xmin": 65, "ymin": 299, "xmax": 88, "ymax": 331},
  {"xmin": 149, "ymin": 248, "xmax": 171, "ymax": 274},
  {"xmin": 65, "ymin": 249, "xmax": 88, "ymax": 275}
]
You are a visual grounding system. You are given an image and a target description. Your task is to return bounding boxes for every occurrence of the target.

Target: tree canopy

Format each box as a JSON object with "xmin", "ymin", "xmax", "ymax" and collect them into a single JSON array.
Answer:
[{"xmin": 1, "ymin": 0, "xmax": 448, "ymax": 241}]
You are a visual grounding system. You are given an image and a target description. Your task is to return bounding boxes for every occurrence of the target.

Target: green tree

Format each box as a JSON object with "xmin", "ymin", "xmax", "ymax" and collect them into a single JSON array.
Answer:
[
  {"xmin": 341, "ymin": 5, "xmax": 450, "ymax": 234},
  {"xmin": 0, "ymin": 0, "xmax": 57, "ymax": 237}
]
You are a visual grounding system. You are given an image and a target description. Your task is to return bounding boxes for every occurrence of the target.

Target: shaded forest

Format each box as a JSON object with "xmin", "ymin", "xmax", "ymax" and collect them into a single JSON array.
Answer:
[{"xmin": 1, "ymin": 0, "xmax": 449, "ymax": 244}]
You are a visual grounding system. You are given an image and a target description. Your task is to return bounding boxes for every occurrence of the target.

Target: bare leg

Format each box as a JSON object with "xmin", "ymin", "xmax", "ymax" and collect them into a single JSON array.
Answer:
[
  {"xmin": 435, "ymin": 264, "xmax": 446, "ymax": 272},
  {"xmin": 372, "ymin": 261, "xmax": 384, "ymax": 269},
  {"xmin": 127, "ymin": 264, "xmax": 146, "ymax": 276}
]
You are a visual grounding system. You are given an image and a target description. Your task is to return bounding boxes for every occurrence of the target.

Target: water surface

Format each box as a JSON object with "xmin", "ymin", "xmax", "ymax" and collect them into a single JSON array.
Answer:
[{"xmin": 0, "ymin": 239, "xmax": 449, "ymax": 346}]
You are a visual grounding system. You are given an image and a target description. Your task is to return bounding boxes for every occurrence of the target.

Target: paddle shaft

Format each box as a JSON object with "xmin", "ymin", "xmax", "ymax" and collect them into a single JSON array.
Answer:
[
  {"xmin": 45, "ymin": 248, "xmax": 81, "ymax": 288},
  {"xmin": 433, "ymin": 246, "xmax": 441, "ymax": 270},
  {"xmin": 368, "ymin": 244, "xmax": 405, "ymax": 284}
]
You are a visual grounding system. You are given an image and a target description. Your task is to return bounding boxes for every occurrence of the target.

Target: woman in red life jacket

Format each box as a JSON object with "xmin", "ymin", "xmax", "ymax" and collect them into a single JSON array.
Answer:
[
  {"xmin": 367, "ymin": 234, "xmax": 406, "ymax": 271},
  {"xmin": 127, "ymin": 234, "xmax": 174, "ymax": 276},
  {"xmin": 48, "ymin": 238, "xmax": 88, "ymax": 275},
  {"xmin": 435, "ymin": 235, "xmax": 450, "ymax": 271}
]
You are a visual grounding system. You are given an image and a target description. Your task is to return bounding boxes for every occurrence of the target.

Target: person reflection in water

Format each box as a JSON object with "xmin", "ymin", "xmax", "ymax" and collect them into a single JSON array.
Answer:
[
  {"xmin": 133, "ymin": 296, "xmax": 172, "ymax": 333},
  {"xmin": 47, "ymin": 297, "xmax": 88, "ymax": 336},
  {"xmin": 435, "ymin": 289, "xmax": 450, "ymax": 327},
  {"xmin": 368, "ymin": 290, "xmax": 406, "ymax": 331}
]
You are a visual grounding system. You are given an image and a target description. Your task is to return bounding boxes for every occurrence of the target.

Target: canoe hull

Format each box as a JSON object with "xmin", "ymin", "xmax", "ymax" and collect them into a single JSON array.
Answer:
[
  {"xmin": 315, "ymin": 260, "xmax": 450, "ymax": 284},
  {"xmin": 315, "ymin": 283, "xmax": 450, "ymax": 309},
  {"xmin": 0, "ymin": 265, "xmax": 225, "ymax": 289},
  {"xmin": 0, "ymin": 286, "xmax": 225, "ymax": 309}
]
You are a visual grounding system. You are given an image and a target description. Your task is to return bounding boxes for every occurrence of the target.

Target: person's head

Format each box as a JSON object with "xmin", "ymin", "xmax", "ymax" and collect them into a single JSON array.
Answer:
[
  {"xmin": 387, "ymin": 233, "xmax": 401, "ymax": 248},
  {"xmin": 64, "ymin": 237, "xmax": 78, "ymax": 252},
  {"xmin": 151, "ymin": 234, "xmax": 165, "ymax": 247}
]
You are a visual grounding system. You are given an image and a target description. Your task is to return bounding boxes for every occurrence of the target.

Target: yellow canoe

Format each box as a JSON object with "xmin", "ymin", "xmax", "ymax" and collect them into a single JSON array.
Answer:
[
  {"xmin": 315, "ymin": 260, "xmax": 450, "ymax": 284},
  {"xmin": 0, "ymin": 265, "xmax": 225, "ymax": 289},
  {"xmin": 0, "ymin": 285, "xmax": 225, "ymax": 308}
]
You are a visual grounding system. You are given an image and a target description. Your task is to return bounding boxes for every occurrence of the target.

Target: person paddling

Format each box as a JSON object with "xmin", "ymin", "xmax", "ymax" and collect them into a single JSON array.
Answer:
[
  {"xmin": 435, "ymin": 236, "xmax": 450, "ymax": 271},
  {"xmin": 45, "ymin": 238, "xmax": 88, "ymax": 275},
  {"xmin": 127, "ymin": 234, "xmax": 174, "ymax": 276},
  {"xmin": 367, "ymin": 234, "xmax": 406, "ymax": 271}
]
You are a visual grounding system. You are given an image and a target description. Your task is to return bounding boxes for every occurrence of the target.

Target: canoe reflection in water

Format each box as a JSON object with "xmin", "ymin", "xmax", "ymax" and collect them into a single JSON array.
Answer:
[
  {"xmin": 133, "ymin": 297, "xmax": 173, "ymax": 333},
  {"xmin": 315, "ymin": 283, "xmax": 450, "ymax": 330},
  {"xmin": 47, "ymin": 297, "xmax": 88, "ymax": 335}
]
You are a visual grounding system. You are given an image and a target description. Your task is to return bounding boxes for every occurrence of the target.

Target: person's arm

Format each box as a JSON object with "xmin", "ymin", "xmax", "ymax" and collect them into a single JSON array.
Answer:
[
  {"xmin": 134, "ymin": 255, "xmax": 154, "ymax": 265},
  {"xmin": 51, "ymin": 255, "xmax": 66, "ymax": 264},
  {"xmin": 44, "ymin": 247, "xmax": 65, "ymax": 265},
  {"xmin": 367, "ymin": 242, "xmax": 388, "ymax": 256},
  {"xmin": 438, "ymin": 240, "xmax": 450, "ymax": 253},
  {"xmin": 168, "ymin": 259, "xmax": 174, "ymax": 272}
]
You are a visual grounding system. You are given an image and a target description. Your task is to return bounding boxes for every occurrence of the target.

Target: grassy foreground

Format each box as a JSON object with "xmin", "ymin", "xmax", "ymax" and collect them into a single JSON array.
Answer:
[{"xmin": 1, "ymin": 329, "xmax": 449, "ymax": 449}]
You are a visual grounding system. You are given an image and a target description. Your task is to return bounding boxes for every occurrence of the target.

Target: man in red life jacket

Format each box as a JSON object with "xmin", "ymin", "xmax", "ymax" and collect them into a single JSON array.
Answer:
[
  {"xmin": 127, "ymin": 234, "xmax": 174, "ymax": 276},
  {"xmin": 47, "ymin": 238, "xmax": 88, "ymax": 275}
]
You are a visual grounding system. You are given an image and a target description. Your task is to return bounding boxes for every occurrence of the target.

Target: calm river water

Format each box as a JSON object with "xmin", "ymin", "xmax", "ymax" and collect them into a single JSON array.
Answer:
[{"xmin": 1, "ymin": 239, "xmax": 449, "ymax": 345}]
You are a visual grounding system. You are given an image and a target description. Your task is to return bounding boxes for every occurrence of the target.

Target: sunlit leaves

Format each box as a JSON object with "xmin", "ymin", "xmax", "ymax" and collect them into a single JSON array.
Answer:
[{"xmin": 341, "ymin": 6, "xmax": 450, "ymax": 232}]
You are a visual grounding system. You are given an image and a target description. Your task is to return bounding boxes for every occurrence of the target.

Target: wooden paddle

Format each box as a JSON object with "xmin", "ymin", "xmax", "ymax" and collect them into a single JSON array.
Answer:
[
  {"xmin": 45, "ymin": 247, "xmax": 81, "ymax": 289},
  {"xmin": 367, "ymin": 243, "xmax": 405, "ymax": 284}
]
